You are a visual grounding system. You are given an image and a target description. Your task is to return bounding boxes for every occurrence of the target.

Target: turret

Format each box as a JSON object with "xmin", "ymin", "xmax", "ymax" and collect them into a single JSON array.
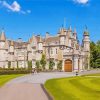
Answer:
[
  {"xmin": 73, "ymin": 28, "xmax": 77, "ymax": 40},
  {"xmin": 0, "ymin": 29, "xmax": 6, "ymax": 48},
  {"xmin": 67, "ymin": 25, "xmax": 72, "ymax": 38},
  {"xmin": 82, "ymin": 27, "xmax": 90, "ymax": 70},
  {"xmin": 66, "ymin": 26, "xmax": 73, "ymax": 47},
  {"xmin": 9, "ymin": 41, "xmax": 14, "ymax": 53},
  {"xmin": 59, "ymin": 28, "xmax": 66, "ymax": 46},
  {"xmin": 83, "ymin": 28, "xmax": 90, "ymax": 52},
  {"xmin": 38, "ymin": 36, "xmax": 43, "ymax": 53},
  {"xmin": 46, "ymin": 32, "xmax": 50, "ymax": 38}
]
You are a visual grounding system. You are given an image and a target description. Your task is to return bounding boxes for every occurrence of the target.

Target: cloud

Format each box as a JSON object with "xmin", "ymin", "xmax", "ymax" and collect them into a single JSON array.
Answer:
[
  {"xmin": 73, "ymin": 0, "xmax": 89, "ymax": 4},
  {"xmin": 3, "ymin": 1, "xmax": 21, "ymax": 12},
  {"xmin": 0, "ymin": 1, "xmax": 31, "ymax": 14}
]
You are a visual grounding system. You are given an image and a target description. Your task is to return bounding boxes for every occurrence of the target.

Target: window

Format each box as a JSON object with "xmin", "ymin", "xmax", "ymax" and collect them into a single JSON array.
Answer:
[
  {"xmin": 56, "ymin": 48, "xmax": 57, "ymax": 54},
  {"xmin": 51, "ymin": 48, "xmax": 53, "ymax": 54}
]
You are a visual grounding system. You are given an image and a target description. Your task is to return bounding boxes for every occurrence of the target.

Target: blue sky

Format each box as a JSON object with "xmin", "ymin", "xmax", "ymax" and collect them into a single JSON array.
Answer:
[{"xmin": 0, "ymin": 0, "xmax": 100, "ymax": 43}]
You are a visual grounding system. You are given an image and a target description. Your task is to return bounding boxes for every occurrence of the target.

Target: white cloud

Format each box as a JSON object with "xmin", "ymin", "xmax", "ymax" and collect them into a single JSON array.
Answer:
[
  {"xmin": 0, "ymin": 1, "xmax": 31, "ymax": 14},
  {"xmin": 73, "ymin": 0, "xmax": 89, "ymax": 4},
  {"xmin": 2, "ymin": 1, "xmax": 21, "ymax": 12}
]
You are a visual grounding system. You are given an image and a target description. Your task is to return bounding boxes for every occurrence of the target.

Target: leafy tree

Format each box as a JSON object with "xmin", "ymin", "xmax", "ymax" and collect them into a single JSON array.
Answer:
[
  {"xmin": 28, "ymin": 61, "xmax": 32, "ymax": 70},
  {"xmin": 17, "ymin": 61, "xmax": 19, "ymax": 69},
  {"xmin": 35, "ymin": 61, "xmax": 41, "ymax": 71},
  {"xmin": 8, "ymin": 61, "xmax": 11, "ymax": 69},
  {"xmin": 49, "ymin": 59, "xmax": 55, "ymax": 70},
  {"xmin": 57, "ymin": 61, "xmax": 62, "ymax": 71},
  {"xmin": 40, "ymin": 54, "xmax": 46, "ymax": 70},
  {"xmin": 90, "ymin": 41, "xmax": 100, "ymax": 68}
]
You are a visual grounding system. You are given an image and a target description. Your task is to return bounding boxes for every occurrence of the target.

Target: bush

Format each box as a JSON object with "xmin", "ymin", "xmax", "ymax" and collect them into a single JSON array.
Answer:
[
  {"xmin": 49, "ymin": 60, "xmax": 55, "ymax": 70},
  {"xmin": 0, "ymin": 68, "xmax": 31, "ymax": 75},
  {"xmin": 57, "ymin": 61, "xmax": 62, "ymax": 71}
]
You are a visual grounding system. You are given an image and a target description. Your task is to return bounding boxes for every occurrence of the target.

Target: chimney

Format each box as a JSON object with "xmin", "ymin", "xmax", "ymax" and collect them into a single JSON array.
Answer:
[
  {"xmin": 17, "ymin": 38, "xmax": 22, "ymax": 42},
  {"xmin": 46, "ymin": 32, "xmax": 50, "ymax": 38}
]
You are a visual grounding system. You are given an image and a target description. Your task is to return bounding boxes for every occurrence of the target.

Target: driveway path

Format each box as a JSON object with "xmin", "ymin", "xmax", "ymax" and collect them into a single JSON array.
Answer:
[
  {"xmin": 0, "ymin": 70, "xmax": 100, "ymax": 100},
  {"xmin": 6, "ymin": 72, "xmax": 75, "ymax": 85},
  {"xmin": 0, "ymin": 72, "xmax": 75, "ymax": 100}
]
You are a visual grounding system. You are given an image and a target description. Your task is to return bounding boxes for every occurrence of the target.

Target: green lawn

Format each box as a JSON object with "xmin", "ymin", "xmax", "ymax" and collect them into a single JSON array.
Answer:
[
  {"xmin": 0, "ymin": 74, "xmax": 24, "ymax": 87},
  {"xmin": 45, "ymin": 73, "xmax": 100, "ymax": 100}
]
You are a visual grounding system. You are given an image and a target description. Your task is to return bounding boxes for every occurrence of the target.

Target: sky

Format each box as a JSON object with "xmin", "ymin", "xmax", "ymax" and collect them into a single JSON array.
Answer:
[{"xmin": 0, "ymin": 0, "xmax": 100, "ymax": 43}]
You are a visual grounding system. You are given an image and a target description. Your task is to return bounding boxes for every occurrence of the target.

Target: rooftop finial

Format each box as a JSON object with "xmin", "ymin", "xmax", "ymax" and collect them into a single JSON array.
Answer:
[
  {"xmin": 85, "ymin": 25, "xmax": 88, "ymax": 31},
  {"xmin": 74, "ymin": 28, "xmax": 76, "ymax": 33},
  {"xmin": 84, "ymin": 25, "xmax": 89, "ymax": 36}
]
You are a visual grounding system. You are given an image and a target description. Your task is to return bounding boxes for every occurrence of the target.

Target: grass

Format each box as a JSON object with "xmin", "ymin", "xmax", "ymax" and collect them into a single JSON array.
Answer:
[
  {"xmin": 45, "ymin": 73, "xmax": 100, "ymax": 100},
  {"xmin": 0, "ymin": 74, "xmax": 24, "ymax": 87}
]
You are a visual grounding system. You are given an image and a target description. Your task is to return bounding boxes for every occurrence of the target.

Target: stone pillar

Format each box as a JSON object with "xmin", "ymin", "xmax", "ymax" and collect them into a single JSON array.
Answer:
[
  {"xmin": 54, "ymin": 59, "xmax": 57, "ymax": 70},
  {"xmin": 87, "ymin": 54, "xmax": 90, "ymax": 70},
  {"xmin": 5, "ymin": 61, "xmax": 8, "ymax": 68},
  {"xmin": 32, "ymin": 60, "xmax": 36, "ymax": 68},
  {"xmin": 74, "ymin": 56, "xmax": 78, "ymax": 72},
  {"xmin": 14, "ymin": 61, "xmax": 17, "ymax": 68},
  {"xmin": 79, "ymin": 58, "xmax": 83, "ymax": 72},
  {"xmin": 62, "ymin": 60, "xmax": 65, "ymax": 71},
  {"xmin": 11, "ymin": 61, "xmax": 14, "ymax": 68}
]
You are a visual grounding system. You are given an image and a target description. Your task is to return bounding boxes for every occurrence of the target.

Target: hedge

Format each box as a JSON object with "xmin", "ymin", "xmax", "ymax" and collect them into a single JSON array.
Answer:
[{"xmin": 0, "ymin": 68, "xmax": 32, "ymax": 75}]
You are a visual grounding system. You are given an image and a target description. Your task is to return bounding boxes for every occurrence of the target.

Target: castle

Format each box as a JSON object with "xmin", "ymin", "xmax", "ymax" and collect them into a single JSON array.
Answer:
[{"xmin": 0, "ymin": 26, "xmax": 90, "ymax": 72}]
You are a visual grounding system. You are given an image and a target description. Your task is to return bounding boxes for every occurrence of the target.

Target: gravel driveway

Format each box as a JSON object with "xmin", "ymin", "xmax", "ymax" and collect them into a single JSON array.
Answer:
[
  {"xmin": 0, "ymin": 70, "xmax": 99, "ymax": 100},
  {"xmin": 0, "ymin": 72, "xmax": 75, "ymax": 100}
]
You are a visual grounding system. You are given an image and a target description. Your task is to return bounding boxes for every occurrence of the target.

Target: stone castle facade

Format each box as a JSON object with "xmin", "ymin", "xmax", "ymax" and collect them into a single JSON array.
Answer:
[{"xmin": 0, "ymin": 27, "xmax": 90, "ymax": 72}]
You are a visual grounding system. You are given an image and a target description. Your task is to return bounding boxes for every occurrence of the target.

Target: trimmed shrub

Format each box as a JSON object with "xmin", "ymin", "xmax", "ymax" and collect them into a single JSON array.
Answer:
[{"xmin": 0, "ymin": 68, "xmax": 31, "ymax": 75}]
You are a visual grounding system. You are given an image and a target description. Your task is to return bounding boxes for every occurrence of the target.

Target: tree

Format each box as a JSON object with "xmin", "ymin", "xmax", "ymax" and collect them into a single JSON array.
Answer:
[
  {"xmin": 90, "ymin": 41, "xmax": 100, "ymax": 68},
  {"xmin": 49, "ymin": 59, "xmax": 55, "ymax": 70},
  {"xmin": 35, "ymin": 61, "xmax": 41, "ymax": 71},
  {"xmin": 8, "ymin": 61, "xmax": 11, "ymax": 69},
  {"xmin": 28, "ymin": 60, "xmax": 32, "ymax": 70},
  {"xmin": 57, "ymin": 61, "xmax": 62, "ymax": 71},
  {"xmin": 17, "ymin": 61, "xmax": 19, "ymax": 69},
  {"xmin": 40, "ymin": 54, "xmax": 46, "ymax": 70}
]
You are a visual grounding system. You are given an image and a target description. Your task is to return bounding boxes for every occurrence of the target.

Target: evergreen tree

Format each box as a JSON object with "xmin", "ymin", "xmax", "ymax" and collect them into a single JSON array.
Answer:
[
  {"xmin": 57, "ymin": 61, "xmax": 62, "ymax": 71},
  {"xmin": 35, "ymin": 61, "xmax": 41, "ymax": 71},
  {"xmin": 28, "ymin": 61, "xmax": 32, "ymax": 70},
  {"xmin": 49, "ymin": 59, "xmax": 55, "ymax": 70},
  {"xmin": 40, "ymin": 54, "xmax": 46, "ymax": 70}
]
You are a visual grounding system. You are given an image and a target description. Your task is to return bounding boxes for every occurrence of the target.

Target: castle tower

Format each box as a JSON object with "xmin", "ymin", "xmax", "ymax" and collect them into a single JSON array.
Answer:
[
  {"xmin": 10, "ymin": 41, "xmax": 14, "ymax": 53},
  {"xmin": 83, "ymin": 28, "xmax": 90, "ymax": 70},
  {"xmin": 67, "ymin": 26, "xmax": 72, "ymax": 47},
  {"xmin": 59, "ymin": 28, "xmax": 66, "ymax": 49},
  {"xmin": 9, "ymin": 40, "xmax": 15, "ymax": 68},
  {"xmin": 38, "ymin": 36, "xmax": 43, "ymax": 53},
  {"xmin": 0, "ymin": 29, "xmax": 6, "ymax": 48},
  {"xmin": 0, "ymin": 30, "xmax": 8, "ymax": 68},
  {"xmin": 73, "ymin": 28, "xmax": 77, "ymax": 40}
]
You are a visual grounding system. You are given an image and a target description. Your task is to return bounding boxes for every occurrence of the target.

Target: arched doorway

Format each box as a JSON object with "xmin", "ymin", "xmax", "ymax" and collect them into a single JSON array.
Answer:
[{"xmin": 64, "ymin": 59, "xmax": 72, "ymax": 72}]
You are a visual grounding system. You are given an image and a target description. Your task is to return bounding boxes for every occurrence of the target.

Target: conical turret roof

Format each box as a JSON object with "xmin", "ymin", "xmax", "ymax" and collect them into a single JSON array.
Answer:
[
  {"xmin": 11, "ymin": 40, "xmax": 14, "ymax": 46},
  {"xmin": 39, "ymin": 36, "xmax": 43, "ymax": 43},
  {"xmin": 84, "ymin": 26, "xmax": 89, "ymax": 36},
  {"xmin": 0, "ymin": 30, "xmax": 6, "ymax": 42},
  {"xmin": 60, "ymin": 28, "xmax": 66, "ymax": 36}
]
